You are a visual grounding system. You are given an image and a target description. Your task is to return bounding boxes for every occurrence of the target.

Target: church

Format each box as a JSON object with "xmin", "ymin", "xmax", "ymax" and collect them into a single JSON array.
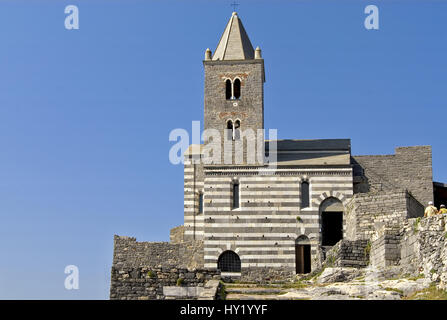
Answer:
[
  {"xmin": 180, "ymin": 11, "xmax": 444, "ymax": 275},
  {"xmin": 110, "ymin": 12, "xmax": 447, "ymax": 298}
]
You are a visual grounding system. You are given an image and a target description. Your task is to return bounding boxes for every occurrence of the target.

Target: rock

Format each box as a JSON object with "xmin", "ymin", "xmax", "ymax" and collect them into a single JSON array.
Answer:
[{"xmin": 316, "ymin": 267, "xmax": 363, "ymax": 284}]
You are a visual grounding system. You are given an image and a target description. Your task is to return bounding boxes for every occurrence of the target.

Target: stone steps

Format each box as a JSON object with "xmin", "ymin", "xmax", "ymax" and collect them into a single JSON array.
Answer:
[
  {"xmin": 226, "ymin": 293, "xmax": 290, "ymax": 300},
  {"xmin": 223, "ymin": 283, "xmax": 289, "ymax": 300}
]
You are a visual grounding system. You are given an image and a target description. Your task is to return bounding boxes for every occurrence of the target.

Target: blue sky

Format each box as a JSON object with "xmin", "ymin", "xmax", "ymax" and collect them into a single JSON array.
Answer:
[{"xmin": 0, "ymin": 0, "xmax": 445, "ymax": 299}]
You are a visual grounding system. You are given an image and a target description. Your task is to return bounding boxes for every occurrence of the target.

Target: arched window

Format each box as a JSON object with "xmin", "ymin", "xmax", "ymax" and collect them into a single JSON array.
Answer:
[
  {"xmin": 233, "ymin": 78, "xmax": 241, "ymax": 99},
  {"xmin": 301, "ymin": 181, "xmax": 310, "ymax": 208},
  {"xmin": 226, "ymin": 120, "xmax": 233, "ymax": 140},
  {"xmin": 234, "ymin": 120, "xmax": 241, "ymax": 140},
  {"xmin": 232, "ymin": 182, "xmax": 240, "ymax": 209},
  {"xmin": 225, "ymin": 79, "xmax": 232, "ymax": 100},
  {"xmin": 217, "ymin": 251, "xmax": 241, "ymax": 272}
]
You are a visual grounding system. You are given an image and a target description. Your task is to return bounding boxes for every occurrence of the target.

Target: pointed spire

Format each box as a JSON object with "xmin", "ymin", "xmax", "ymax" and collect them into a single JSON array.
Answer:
[{"xmin": 212, "ymin": 12, "xmax": 255, "ymax": 61}]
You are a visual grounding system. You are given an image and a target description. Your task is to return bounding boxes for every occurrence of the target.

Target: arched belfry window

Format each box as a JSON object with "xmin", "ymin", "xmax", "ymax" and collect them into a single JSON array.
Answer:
[
  {"xmin": 225, "ymin": 79, "xmax": 232, "ymax": 100},
  {"xmin": 217, "ymin": 251, "xmax": 241, "ymax": 272},
  {"xmin": 226, "ymin": 120, "xmax": 233, "ymax": 140},
  {"xmin": 301, "ymin": 181, "xmax": 310, "ymax": 208},
  {"xmin": 224, "ymin": 78, "xmax": 242, "ymax": 100},
  {"xmin": 234, "ymin": 120, "xmax": 241, "ymax": 140},
  {"xmin": 233, "ymin": 78, "xmax": 241, "ymax": 99}
]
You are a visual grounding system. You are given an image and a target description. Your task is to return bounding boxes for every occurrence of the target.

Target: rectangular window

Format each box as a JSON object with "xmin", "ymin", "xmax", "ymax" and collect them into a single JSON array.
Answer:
[
  {"xmin": 198, "ymin": 193, "xmax": 203, "ymax": 214},
  {"xmin": 301, "ymin": 182, "xmax": 310, "ymax": 208},
  {"xmin": 232, "ymin": 183, "xmax": 239, "ymax": 209}
]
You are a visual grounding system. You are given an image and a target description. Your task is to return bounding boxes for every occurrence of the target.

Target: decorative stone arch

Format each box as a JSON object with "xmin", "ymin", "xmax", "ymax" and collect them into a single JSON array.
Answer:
[
  {"xmin": 313, "ymin": 191, "xmax": 349, "ymax": 209},
  {"xmin": 296, "ymin": 234, "xmax": 310, "ymax": 245},
  {"xmin": 224, "ymin": 243, "xmax": 241, "ymax": 253}
]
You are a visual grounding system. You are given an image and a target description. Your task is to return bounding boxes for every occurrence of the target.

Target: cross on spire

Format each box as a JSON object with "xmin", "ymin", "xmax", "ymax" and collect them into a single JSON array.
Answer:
[{"xmin": 231, "ymin": 1, "xmax": 239, "ymax": 12}]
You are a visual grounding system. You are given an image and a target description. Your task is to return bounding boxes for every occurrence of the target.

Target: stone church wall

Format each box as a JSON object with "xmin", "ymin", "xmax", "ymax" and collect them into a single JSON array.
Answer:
[
  {"xmin": 352, "ymin": 146, "xmax": 433, "ymax": 206},
  {"xmin": 201, "ymin": 167, "xmax": 354, "ymax": 272}
]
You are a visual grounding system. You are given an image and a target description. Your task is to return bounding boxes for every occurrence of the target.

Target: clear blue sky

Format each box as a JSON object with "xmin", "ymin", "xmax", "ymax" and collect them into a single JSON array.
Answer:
[{"xmin": 0, "ymin": 0, "xmax": 445, "ymax": 299}]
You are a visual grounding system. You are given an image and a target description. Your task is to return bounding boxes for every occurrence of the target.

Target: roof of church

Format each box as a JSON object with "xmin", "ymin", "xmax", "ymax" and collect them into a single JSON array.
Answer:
[
  {"xmin": 185, "ymin": 139, "xmax": 351, "ymax": 166},
  {"xmin": 266, "ymin": 139, "xmax": 351, "ymax": 152},
  {"xmin": 212, "ymin": 12, "xmax": 255, "ymax": 61},
  {"xmin": 266, "ymin": 139, "xmax": 351, "ymax": 166}
]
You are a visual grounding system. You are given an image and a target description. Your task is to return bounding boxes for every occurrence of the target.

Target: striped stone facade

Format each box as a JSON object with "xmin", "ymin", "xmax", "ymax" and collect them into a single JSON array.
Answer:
[
  {"xmin": 184, "ymin": 159, "xmax": 205, "ymax": 240},
  {"xmin": 184, "ymin": 165, "xmax": 353, "ymax": 271}
]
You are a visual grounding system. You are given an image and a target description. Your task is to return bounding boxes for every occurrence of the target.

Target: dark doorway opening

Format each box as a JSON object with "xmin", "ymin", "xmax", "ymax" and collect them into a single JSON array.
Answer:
[
  {"xmin": 321, "ymin": 211, "xmax": 343, "ymax": 246},
  {"xmin": 217, "ymin": 251, "xmax": 241, "ymax": 272},
  {"xmin": 295, "ymin": 244, "xmax": 311, "ymax": 274}
]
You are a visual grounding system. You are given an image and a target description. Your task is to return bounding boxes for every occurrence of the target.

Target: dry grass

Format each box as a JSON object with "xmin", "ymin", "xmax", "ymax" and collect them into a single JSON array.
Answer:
[{"xmin": 404, "ymin": 284, "xmax": 447, "ymax": 300}]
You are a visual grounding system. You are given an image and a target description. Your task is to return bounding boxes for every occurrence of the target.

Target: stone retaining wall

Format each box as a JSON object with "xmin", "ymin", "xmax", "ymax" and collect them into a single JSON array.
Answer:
[
  {"xmin": 110, "ymin": 267, "xmax": 220, "ymax": 300},
  {"xmin": 370, "ymin": 224, "xmax": 401, "ymax": 268},
  {"xmin": 112, "ymin": 235, "xmax": 204, "ymax": 270},
  {"xmin": 110, "ymin": 235, "xmax": 207, "ymax": 299},
  {"xmin": 399, "ymin": 215, "xmax": 447, "ymax": 288},
  {"xmin": 240, "ymin": 267, "xmax": 295, "ymax": 284},
  {"xmin": 324, "ymin": 240, "xmax": 370, "ymax": 268}
]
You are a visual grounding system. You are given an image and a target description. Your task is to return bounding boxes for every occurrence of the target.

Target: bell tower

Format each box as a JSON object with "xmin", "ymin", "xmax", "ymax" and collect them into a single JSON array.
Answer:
[{"xmin": 203, "ymin": 12, "xmax": 265, "ymax": 165}]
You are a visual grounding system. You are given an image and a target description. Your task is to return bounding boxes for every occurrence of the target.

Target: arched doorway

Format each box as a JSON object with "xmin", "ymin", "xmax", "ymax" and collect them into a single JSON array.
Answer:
[
  {"xmin": 320, "ymin": 197, "xmax": 344, "ymax": 246},
  {"xmin": 217, "ymin": 250, "xmax": 241, "ymax": 272},
  {"xmin": 295, "ymin": 235, "xmax": 311, "ymax": 274}
]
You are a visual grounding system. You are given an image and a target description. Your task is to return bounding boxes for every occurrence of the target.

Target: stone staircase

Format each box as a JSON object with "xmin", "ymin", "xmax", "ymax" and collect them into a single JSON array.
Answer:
[{"xmin": 223, "ymin": 283, "xmax": 291, "ymax": 300}]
